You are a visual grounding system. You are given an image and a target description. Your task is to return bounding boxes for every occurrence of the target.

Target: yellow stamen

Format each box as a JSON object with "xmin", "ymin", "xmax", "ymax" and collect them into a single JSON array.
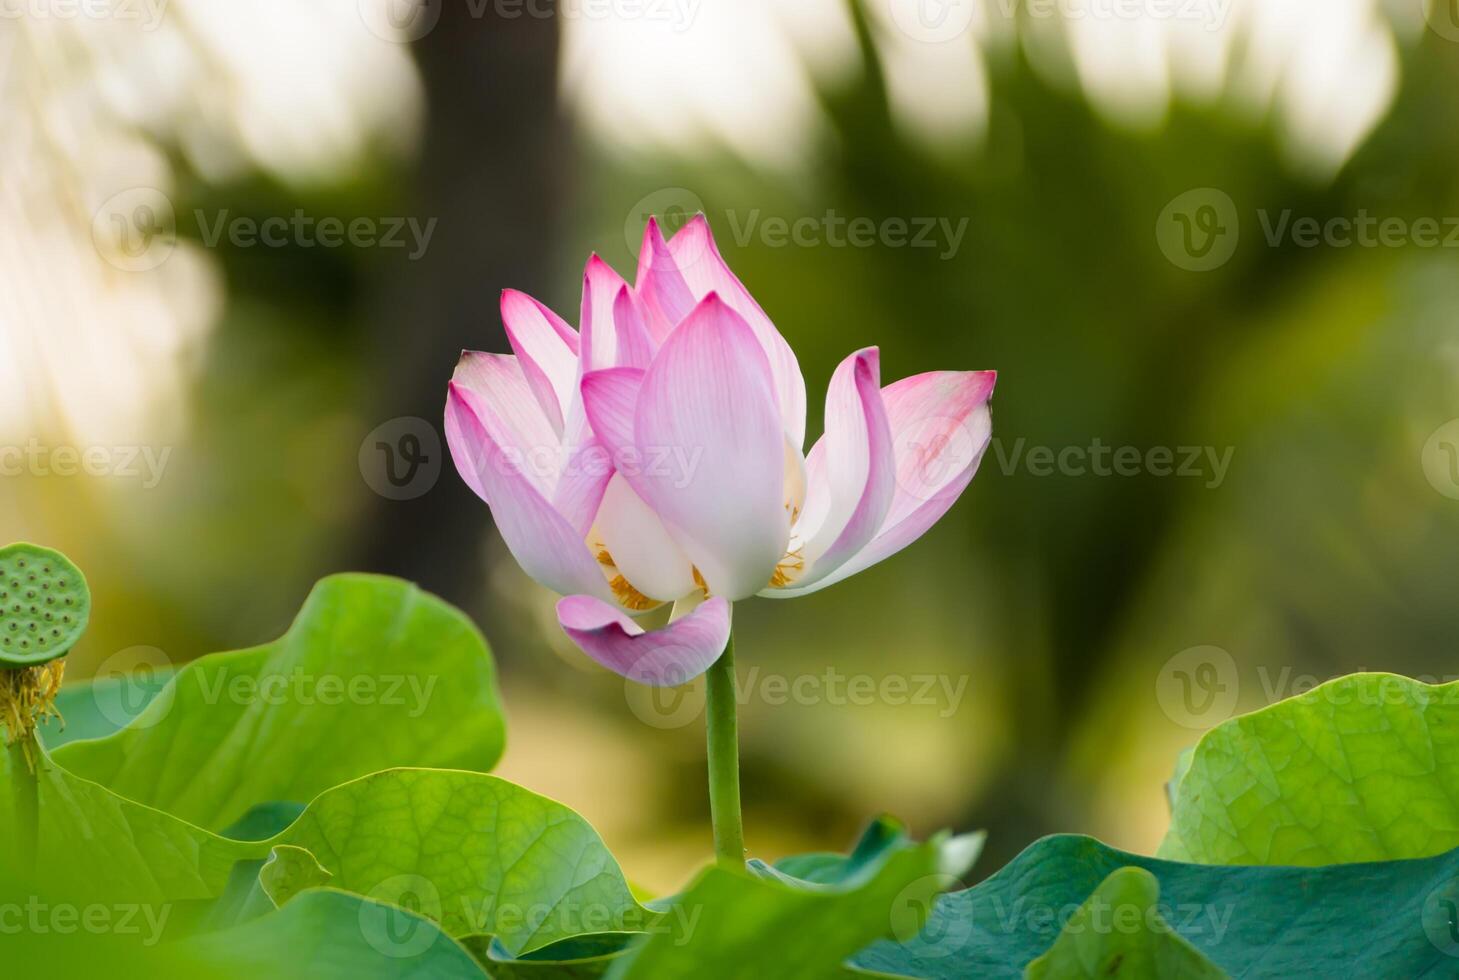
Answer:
[
  {"xmin": 768, "ymin": 547, "xmax": 805, "ymax": 588},
  {"xmin": 595, "ymin": 548, "xmax": 661, "ymax": 612}
]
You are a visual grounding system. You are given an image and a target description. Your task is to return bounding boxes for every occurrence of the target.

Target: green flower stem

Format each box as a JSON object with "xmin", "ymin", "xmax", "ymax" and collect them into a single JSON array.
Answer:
[
  {"xmin": 705, "ymin": 629, "xmax": 745, "ymax": 871},
  {"xmin": 7, "ymin": 736, "xmax": 38, "ymax": 873}
]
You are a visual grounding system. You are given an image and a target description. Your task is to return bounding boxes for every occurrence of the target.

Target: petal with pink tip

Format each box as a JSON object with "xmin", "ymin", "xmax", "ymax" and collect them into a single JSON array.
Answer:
[
  {"xmin": 763, "ymin": 370, "xmax": 996, "ymax": 598},
  {"xmin": 501, "ymin": 289, "xmax": 579, "ymax": 434},
  {"xmin": 784, "ymin": 348, "xmax": 895, "ymax": 590},
  {"xmin": 580, "ymin": 257, "xmax": 654, "ymax": 373},
  {"xmin": 634, "ymin": 217, "xmax": 696, "ymax": 345},
  {"xmin": 445, "ymin": 383, "xmax": 613, "ymax": 603},
  {"xmin": 633, "ymin": 294, "xmax": 789, "ymax": 600},
  {"xmin": 450, "ymin": 352, "xmax": 560, "ymax": 497},
  {"xmin": 666, "ymin": 214, "xmax": 808, "ymax": 448},
  {"xmin": 557, "ymin": 595, "xmax": 730, "ymax": 686}
]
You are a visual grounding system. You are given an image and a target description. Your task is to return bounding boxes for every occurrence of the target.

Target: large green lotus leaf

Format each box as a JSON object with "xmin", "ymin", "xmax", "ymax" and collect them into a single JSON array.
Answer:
[
  {"xmin": 849, "ymin": 834, "xmax": 1459, "ymax": 978},
  {"xmin": 260, "ymin": 768, "xmax": 654, "ymax": 956},
  {"xmin": 1164, "ymin": 672, "xmax": 1459, "ymax": 865},
  {"xmin": 182, "ymin": 887, "xmax": 488, "ymax": 979},
  {"xmin": 606, "ymin": 821, "xmax": 984, "ymax": 980},
  {"xmin": 53, "ymin": 574, "xmax": 506, "ymax": 831},
  {"xmin": 1023, "ymin": 868, "xmax": 1227, "ymax": 979},
  {"xmin": 4, "ymin": 746, "xmax": 256, "ymax": 907},
  {"xmin": 6, "ymin": 759, "xmax": 645, "ymax": 964}
]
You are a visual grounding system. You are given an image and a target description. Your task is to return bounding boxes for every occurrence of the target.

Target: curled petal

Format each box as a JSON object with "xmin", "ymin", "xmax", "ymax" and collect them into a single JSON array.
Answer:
[
  {"xmin": 445, "ymin": 383, "xmax": 613, "ymax": 603},
  {"xmin": 785, "ymin": 348, "xmax": 895, "ymax": 591},
  {"xmin": 557, "ymin": 595, "xmax": 731, "ymax": 686},
  {"xmin": 665, "ymin": 214, "xmax": 807, "ymax": 448},
  {"xmin": 501, "ymin": 289, "xmax": 579, "ymax": 434},
  {"xmin": 633, "ymin": 294, "xmax": 790, "ymax": 600},
  {"xmin": 763, "ymin": 370, "xmax": 996, "ymax": 598}
]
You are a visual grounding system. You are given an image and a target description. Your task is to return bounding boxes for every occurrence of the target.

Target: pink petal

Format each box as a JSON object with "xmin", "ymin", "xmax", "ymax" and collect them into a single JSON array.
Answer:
[
  {"xmin": 450, "ymin": 352, "xmax": 559, "ymax": 498},
  {"xmin": 781, "ymin": 348, "xmax": 895, "ymax": 591},
  {"xmin": 665, "ymin": 215, "xmax": 808, "ymax": 449},
  {"xmin": 594, "ymin": 474, "xmax": 697, "ymax": 602},
  {"xmin": 764, "ymin": 370, "xmax": 995, "ymax": 598},
  {"xmin": 445, "ymin": 382, "xmax": 613, "ymax": 603},
  {"xmin": 633, "ymin": 217, "xmax": 696, "ymax": 345},
  {"xmin": 501, "ymin": 289, "xmax": 579, "ymax": 435},
  {"xmin": 633, "ymin": 294, "xmax": 790, "ymax": 599},
  {"xmin": 550, "ymin": 437, "xmax": 614, "ymax": 538},
  {"xmin": 580, "ymin": 366, "xmax": 644, "ymax": 461},
  {"xmin": 612, "ymin": 286, "xmax": 656, "ymax": 368},
  {"xmin": 557, "ymin": 595, "xmax": 730, "ymax": 686},
  {"xmin": 580, "ymin": 256, "xmax": 655, "ymax": 372}
]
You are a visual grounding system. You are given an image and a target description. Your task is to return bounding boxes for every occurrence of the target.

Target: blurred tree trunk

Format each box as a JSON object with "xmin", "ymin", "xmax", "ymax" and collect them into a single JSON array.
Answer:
[{"xmin": 349, "ymin": 2, "xmax": 567, "ymax": 612}]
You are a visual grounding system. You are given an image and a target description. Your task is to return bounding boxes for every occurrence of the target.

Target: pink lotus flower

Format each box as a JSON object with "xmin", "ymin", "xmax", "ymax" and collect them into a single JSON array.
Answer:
[{"xmin": 445, "ymin": 216, "xmax": 995, "ymax": 686}]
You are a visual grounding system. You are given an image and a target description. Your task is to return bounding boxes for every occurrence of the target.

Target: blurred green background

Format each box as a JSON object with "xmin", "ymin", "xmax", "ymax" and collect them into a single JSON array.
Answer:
[{"xmin": 5, "ymin": 0, "xmax": 1459, "ymax": 890}]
